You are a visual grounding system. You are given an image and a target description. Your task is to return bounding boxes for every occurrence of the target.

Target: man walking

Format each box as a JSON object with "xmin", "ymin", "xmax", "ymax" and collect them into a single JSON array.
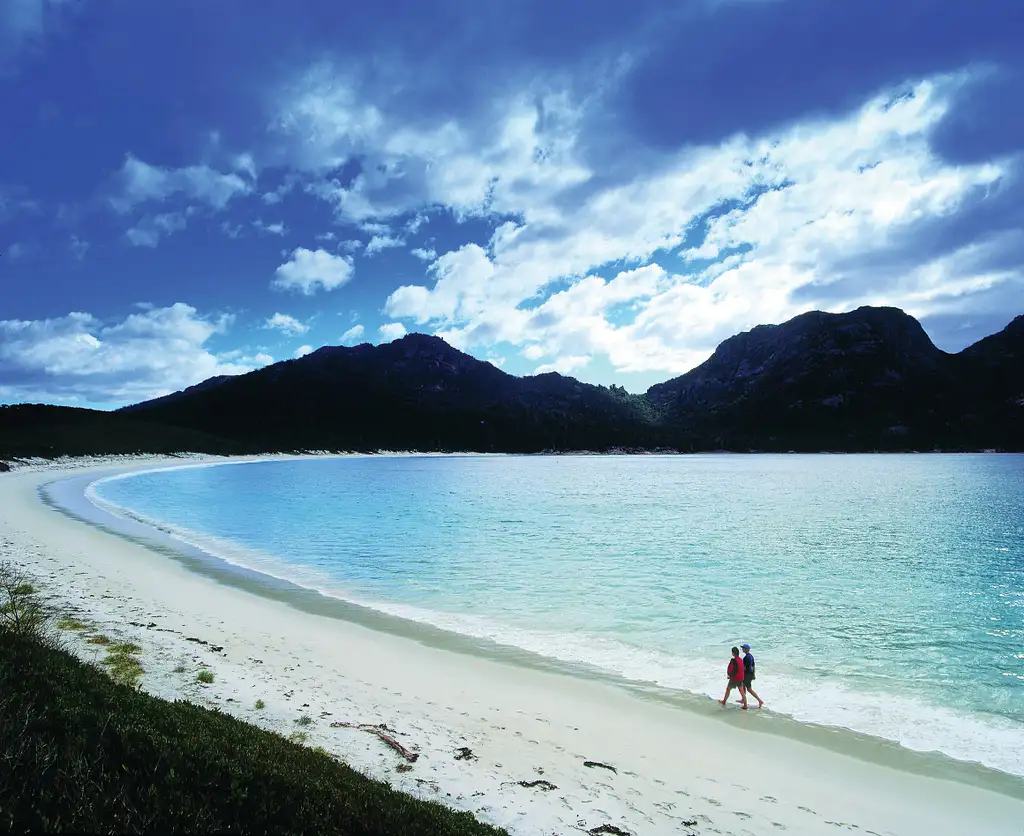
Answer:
[
  {"xmin": 740, "ymin": 643, "xmax": 764, "ymax": 709},
  {"xmin": 719, "ymin": 646, "xmax": 748, "ymax": 709}
]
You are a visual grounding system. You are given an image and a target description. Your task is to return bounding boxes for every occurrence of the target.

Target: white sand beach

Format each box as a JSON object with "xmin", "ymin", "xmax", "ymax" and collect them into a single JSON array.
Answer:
[{"xmin": 2, "ymin": 456, "xmax": 1022, "ymax": 836}]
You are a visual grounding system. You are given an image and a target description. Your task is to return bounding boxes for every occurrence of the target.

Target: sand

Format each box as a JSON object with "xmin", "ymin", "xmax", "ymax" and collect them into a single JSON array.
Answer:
[{"xmin": 1, "ymin": 455, "xmax": 1022, "ymax": 836}]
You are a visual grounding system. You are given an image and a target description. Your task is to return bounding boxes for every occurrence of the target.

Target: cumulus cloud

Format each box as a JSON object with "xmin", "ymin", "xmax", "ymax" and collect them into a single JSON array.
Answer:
[
  {"xmin": 378, "ymin": 322, "xmax": 407, "ymax": 341},
  {"xmin": 109, "ymin": 154, "xmax": 252, "ymax": 213},
  {"xmin": 379, "ymin": 76, "xmax": 1020, "ymax": 379},
  {"xmin": 263, "ymin": 313, "xmax": 308, "ymax": 335},
  {"xmin": 272, "ymin": 247, "xmax": 354, "ymax": 295},
  {"xmin": 293, "ymin": 344, "xmax": 313, "ymax": 358},
  {"xmin": 339, "ymin": 324, "xmax": 364, "ymax": 344},
  {"xmin": 0, "ymin": 303, "xmax": 270, "ymax": 406},
  {"xmin": 410, "ymin": 247, "xmax": 437, "ymax": 261}
]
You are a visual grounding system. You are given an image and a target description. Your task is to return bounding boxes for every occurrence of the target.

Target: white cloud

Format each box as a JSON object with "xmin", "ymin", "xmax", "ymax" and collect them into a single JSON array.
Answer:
[
  {"xmin": 272, "ymin": 247, "xmax": 354, "ymax": 295},
  {"xmin": 378, "ymin": 75, "xmax": 1019, "ymax": 379},
  {"xmin": 264, "ymin": 313, "xmax": 309, "ymax": 335},
  {"xmin": 110, "ymin": 154, "xmax": 252, "ymax": 213},
  {"xmin": 410, "ymin": 247, "xmax": 437, "ymax": 261},
  {"xmin": 365, "ymin": 233, "xmax": 404, "ymax": 255},
  {"xmin": 340, "ymin": 324, "xmax": 365, "ymax": 344},
  {"xmin": 6, "ymin": 243, "xmax": 27, "ymax": 260},
  {"xmin": 535, "ymin": 355, "xmax": 591, "ymax": 375},
  {"xmin": 378, "ymin": 322, "xmax": 407, "ymax": 341},
  {"xmin": 406, "ymin": 214, "xmax": 428, "ymax": 234},
  {"xmin": 253, "ymin": 219, "xmax": 287, "ymax": 235},
  {"xmin": 125, "ymin": 212, "xmax": 188, "ymax": 247},
  {"xmin": 0, "ymin": 303, "xmax": 271, "ymax": 405},
  {"xmin": 293, "ymin": 344, "xmax": 313, "ymax": 358},
  {"xmin": 274, "ymin": 64, "xmax": 591, "ymax": 223},
  {"xmin": 233, "ymin": 152, "xmax": 257, "ymax": 180}
]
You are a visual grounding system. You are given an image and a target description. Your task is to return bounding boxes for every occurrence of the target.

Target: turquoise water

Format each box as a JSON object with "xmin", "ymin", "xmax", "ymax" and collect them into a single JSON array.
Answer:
[{"xmin": 91, "ymin": 454, "xmax": 1024, "ymax": 776}]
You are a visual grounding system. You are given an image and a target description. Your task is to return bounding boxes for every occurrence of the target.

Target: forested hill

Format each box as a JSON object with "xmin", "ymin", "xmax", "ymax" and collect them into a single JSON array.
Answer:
[{"xmin": 1, "ymin": 306, "xmax": 1021, "ymax": 463}]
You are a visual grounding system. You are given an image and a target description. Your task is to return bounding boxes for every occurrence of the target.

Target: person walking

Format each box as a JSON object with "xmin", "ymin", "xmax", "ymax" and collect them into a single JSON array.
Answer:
[
  {"xmin": 740, "ymin": 643, "xmax": 764, "ymax": 708},
  {"xmin": 719, "ymin": 646, "xmax": 748, "ymax": 709}
]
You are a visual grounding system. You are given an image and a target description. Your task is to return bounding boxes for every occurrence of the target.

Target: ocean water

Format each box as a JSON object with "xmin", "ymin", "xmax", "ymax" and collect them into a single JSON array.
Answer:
[{"xmin": 89, "ymin": 454, "xmax": 1024, "ymax": 777}]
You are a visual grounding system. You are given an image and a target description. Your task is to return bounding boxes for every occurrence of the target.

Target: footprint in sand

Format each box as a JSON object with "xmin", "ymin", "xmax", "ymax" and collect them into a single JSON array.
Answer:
[
  {"xmin": 760, "ymin": 795, "xmax": 778, "ymax": 804},
  {"xmin": 702, "ymin": 797, "xmax": 722, "ymax": 807},
  {"xmin": 797, "ymin": 806, "xmax": 817, "ymax": 815}
]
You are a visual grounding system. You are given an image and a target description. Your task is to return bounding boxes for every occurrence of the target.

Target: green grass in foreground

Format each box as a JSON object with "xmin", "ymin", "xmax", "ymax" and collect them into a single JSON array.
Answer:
[{"xmin": 0, "ymin": 631, "xmax": 507, "ymax": 835}]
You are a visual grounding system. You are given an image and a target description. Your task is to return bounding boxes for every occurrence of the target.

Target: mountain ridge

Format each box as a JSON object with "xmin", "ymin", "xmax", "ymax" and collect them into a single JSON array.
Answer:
[{"xmin": 2, "ymin": 305, "xmax": 1021, "ymax": 460}]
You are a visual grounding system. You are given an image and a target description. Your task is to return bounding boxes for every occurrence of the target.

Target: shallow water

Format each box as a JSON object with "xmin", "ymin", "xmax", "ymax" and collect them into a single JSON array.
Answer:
[{"xmin": 91, "ymin": 454, "xmax": 1024, "ymax": 776}]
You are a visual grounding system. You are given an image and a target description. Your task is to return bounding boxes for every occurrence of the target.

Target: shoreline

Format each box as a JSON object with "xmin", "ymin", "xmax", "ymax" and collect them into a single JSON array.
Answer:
[
  {"xmin": 52, "ymin": 458, "xmax": 1024, "ymax": 792},
  {"xmin": 2, "ymin": 456, "xmax": 1023, "ymax": 835}
]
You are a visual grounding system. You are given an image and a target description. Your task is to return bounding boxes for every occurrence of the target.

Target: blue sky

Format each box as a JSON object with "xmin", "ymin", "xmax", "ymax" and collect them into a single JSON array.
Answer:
[{"xmin": 1, "ymin": 0, "xmax": 1022, "ymax": 408}]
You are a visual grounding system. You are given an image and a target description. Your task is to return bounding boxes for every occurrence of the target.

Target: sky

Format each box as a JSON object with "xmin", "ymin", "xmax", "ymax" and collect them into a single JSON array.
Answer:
[{"xmin": 1, "ymin": 0, "xmax": 1022, "ymax": 408}]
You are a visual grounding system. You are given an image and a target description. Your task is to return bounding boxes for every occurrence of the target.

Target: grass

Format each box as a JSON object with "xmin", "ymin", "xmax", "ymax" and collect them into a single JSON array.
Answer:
[
  {"xmin": 57, "ymin": 615, "xmax": 90, "ymax": 631},
  {"xmin": 0, "ymin": 630, "xmax": 507, "ymax": 835},
  {"xmin": 173, "ymin": 664, "xmax": 186, "ymax": 674},
  {"xmin": 254, "ymin": 699, "xmax": 265, "ymax": 710},
  {"xmin": 86, "ymin": 634, "xmax": 110, "ymax": 646},
  {"xmin": 296, "ymin": 714, "xmax": 313, "ymax": 726},
  {"xmin": 197, "ymin": 670, "xmax": 214, "ymax": 684},
  {"xmin": 289, "ymin": 731, "xmax": 310, "ymax": 744},
  {"xmin": 101, "ymin": 641, "xmax": 144, "ymax": 688}
]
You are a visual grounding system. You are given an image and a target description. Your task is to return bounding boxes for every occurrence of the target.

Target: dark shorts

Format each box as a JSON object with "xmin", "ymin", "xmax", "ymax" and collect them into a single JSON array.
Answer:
[
  {"xmin": 728, "ymin": 680, "xmax": 745, "ymax": 688},
  {"xmin": 743, "ymin": 677, "xmax": 754, "ymax": 688}
]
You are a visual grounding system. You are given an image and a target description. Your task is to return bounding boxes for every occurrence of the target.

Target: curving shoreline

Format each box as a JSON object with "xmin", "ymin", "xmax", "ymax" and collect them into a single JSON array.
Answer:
[{"xmin": 3, "ymin": 455, "xmax": 1024, "ymax": 835}]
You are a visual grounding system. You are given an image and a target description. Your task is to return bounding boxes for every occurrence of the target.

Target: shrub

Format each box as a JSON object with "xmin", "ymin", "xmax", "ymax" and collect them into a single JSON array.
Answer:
[
  {"xmin": 0, "ymin": 631, "xmax": 506, "ymax": 835},
  {"xmin": 255, "ymin": 699, "xmax": 265, "ymax": 710},
  {"xmin": 197, "ymin": 670, "xmax": 214, "ymax": 684},
  {"xmin": 0, "ymin": 562, "xmax": 50, "ymax": 641},
  {"xmin": 296, "ymin": 715, "xmax": 313, "ymax": 726}
]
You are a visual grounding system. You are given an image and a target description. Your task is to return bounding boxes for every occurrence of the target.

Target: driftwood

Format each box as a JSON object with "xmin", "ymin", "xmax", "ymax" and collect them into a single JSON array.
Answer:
[
  {"xmin": 454, "ymin": 746, "xmax": 477, "ymax": 761},
  {"xmin": 330, "ymin": 722, "xmax": 419, "ymax": 762},
  {"xmin": 588, "ymin": 826, "xmax": 632, "ymax": 836},
  {"xmin": 583, "ymin": 760, "xmax": 617, "ymax": 774}
]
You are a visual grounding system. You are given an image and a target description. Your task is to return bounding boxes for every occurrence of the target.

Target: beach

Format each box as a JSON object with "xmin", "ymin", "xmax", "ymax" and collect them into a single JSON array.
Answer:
[{"xmin": 2, "ymin": 456, "xmax": 1022, "ymax": 836}]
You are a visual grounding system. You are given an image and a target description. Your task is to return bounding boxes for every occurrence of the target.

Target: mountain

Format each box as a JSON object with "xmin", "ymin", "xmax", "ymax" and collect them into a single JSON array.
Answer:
[
  {"xmin": 952, "ymin": 314, "xmax": 1024, "ymax": 448},
  {"xmin": 1, "ymin": 306, "xmax": 1020, "ymax": 462},
  {"xmin": 0, "ymin": 404, "xmax": 240, "ymax": 461},
  {"xmin": 121, "ymin": 333, "xmax": 663, "ymax": 453},
  {"xmin": 648, "ymin": 306, "xmax": 960, "ymax": 450}
]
